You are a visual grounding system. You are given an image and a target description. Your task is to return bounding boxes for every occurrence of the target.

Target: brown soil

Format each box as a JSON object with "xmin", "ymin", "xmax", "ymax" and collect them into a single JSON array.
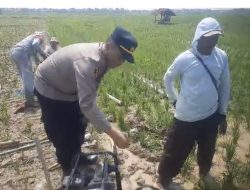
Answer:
[{"xmin": 0, "ymin": 99, "xmax": 250, "ymax": 190}]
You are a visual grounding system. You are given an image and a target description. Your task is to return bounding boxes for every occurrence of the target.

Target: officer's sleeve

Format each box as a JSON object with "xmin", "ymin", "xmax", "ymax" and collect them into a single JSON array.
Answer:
[
  {"xmin": 163, "ymin": 57, "xmax": 182, "ymax": 104},
  {"xmin": 218, "ymin": 53, "xmax": 231, "ymax": 115},
  {"xmin": 74, "ymin": 60, "xmax": 111, "ymax": 133},
  {"xmin": 32, "ymin": 38, "xmax": 47, "ymax": 60}
]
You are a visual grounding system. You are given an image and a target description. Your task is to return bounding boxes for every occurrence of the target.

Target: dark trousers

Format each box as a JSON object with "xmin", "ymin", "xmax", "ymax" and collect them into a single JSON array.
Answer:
[
  {"xmin": 35, "ymin": 89, "xmax": 88, "ymax": 175},
  {"xmin": 158, "ymin": 112, "xmax": 219, "ymax": 185}
]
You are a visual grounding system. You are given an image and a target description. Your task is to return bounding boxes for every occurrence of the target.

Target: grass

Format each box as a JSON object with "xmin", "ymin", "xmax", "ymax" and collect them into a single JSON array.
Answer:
[{"xmin": 1, "ymin": 11, "xmax": 250, "ymax": 189}]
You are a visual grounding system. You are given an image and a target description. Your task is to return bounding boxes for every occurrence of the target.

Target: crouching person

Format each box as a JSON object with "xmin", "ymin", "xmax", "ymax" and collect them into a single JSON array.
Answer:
[
  {"xmin": 45, "ymin": 36, "xmax": 61, "ymax": 56},
  {"xmin": 10, "ymin": 31, "xmax": 48, "ymax": 113},
  {"xmin": 34, "ymin": 26, "xmax": 138, "ymax": 186}
]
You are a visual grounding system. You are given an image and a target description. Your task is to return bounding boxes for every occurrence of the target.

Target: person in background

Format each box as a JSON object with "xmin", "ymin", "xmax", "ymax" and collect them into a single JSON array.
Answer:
[
  {"xmin": 45, "ymin": 36, "xmax": 61, "ymax": 56},
  {"xmin": 158, "ymin": 17, "xmax": 231, "ymax": 189},
  {"xmin": 10, "ymin": 31, "xmax": 48, "ymax": 114},
  {"xmin": 34, "ymin": 26, "xmax": 138, "ymax": 187}
]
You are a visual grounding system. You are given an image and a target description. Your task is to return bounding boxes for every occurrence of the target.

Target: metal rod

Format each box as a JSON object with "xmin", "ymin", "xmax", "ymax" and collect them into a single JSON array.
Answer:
[
  {"xmin": 107, "ymin": 93, "xmax": 123, "ymax": 106},
  {"xmin": 34, "ymin": 138, "xmax": 53, "ymax": 190},
  {"xmin": 0, "ymin": 140, "xmax": 50, "ymax": 156}
]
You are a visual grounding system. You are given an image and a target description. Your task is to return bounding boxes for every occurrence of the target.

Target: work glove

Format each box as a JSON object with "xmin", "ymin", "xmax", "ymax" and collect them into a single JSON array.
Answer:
[{"xmin": 218, "ymin": 114, "xmax": 227, "ymax": 135}]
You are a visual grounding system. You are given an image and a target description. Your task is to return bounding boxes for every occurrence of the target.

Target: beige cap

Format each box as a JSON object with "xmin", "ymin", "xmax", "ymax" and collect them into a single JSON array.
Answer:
[
  {"xmin": 203, "ymin": 30, "xmax": 223, "ymax": 37},
  {"xmin": 50, "ymin": 37, "xmax": 59, "ymax": 42}
]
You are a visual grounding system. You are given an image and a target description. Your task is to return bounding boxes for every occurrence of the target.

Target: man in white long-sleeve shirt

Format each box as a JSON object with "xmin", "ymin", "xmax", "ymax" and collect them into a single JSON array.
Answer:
[{"xmin": 158, "ymin": 17, "xmax": 230, "ymax": 189}]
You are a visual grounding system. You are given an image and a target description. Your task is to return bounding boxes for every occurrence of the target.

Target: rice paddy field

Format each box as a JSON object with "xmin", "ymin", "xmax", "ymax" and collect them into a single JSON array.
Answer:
[{"xmin": 0, "ymin": 10, "xmax": 250, "ymax": 189}]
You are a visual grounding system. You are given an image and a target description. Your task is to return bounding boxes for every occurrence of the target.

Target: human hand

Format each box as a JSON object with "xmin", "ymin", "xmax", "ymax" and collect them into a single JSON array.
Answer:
[{"xmin": 105, "ymin": 127, "xmax": 129, "ymax": 149}]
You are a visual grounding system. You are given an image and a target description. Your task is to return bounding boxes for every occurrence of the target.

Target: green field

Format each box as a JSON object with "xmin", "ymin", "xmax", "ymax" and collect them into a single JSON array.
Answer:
[
  {"xmin": 47, "ymin": 13, "xmax": 250, "ymax": 148},
  {"xmin": 0, "ymin": 11, "xmax": 250, "ymax": 189}
]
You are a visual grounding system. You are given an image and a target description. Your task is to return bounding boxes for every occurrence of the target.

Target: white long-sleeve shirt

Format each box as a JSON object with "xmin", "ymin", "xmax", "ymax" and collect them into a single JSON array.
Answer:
[
  {"xmin": 163, "ymin": 17, "xmax": 230, "ymax": 122},
  {"xmin": 164, "ymin": 48, "xmax": 230, "ymax": 122}
]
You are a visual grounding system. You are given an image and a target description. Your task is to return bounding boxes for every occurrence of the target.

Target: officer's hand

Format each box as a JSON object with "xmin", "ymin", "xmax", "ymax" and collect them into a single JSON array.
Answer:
[
  {"xmin": 106, "ymin": 127, "xmax": 129, "ymax": 149},
  {"xmin": 219, "ymin": 114, "xmax": 227, "ymax": 135}
]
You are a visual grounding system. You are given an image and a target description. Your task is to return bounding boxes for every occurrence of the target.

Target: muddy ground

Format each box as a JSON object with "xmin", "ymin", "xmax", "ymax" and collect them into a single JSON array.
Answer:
[{"xmin": 0, "ymin": 96, "xmax": 250, "ymax": 190}]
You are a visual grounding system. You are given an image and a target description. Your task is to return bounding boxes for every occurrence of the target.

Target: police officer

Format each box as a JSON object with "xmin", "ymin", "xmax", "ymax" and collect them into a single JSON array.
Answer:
[
  {"xmin": 34, "ymin": 26, "xmax": 138, "ymax": 181},
  {"xmin": 10, "ymin": 31, "xmax": 48, "ymax": 113}
]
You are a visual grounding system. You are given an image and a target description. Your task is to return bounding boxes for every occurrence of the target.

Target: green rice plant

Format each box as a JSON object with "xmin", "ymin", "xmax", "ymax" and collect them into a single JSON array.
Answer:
[
  {"xmin": 22, "ymin": 121, "xmax": 33, "ymax": 139},
  {"xmin": 135, "ymin": 104, "xmax": 143, "ymax": 120},
  {"xmin": 107, "ymin": 102, "xmax": 118, "ymax": 122},
  {"xmin": 234, "ymin": 161, "xmax": 250, "ymax": 186},
  {"xmin": 180, "ymin": 154, "xmax": 194, "ymax": 178},
  {"xmin": 0, "ymin": 100, "xmax": 10, "ymax": 126},
  {"xmin": 245, "ymin": 112, "xmax": 250, "ymax": 130},
  {"xmin": 223, "ymin": 140, "xmax": 236, "ymax": 164},
  {"xmin": 117, "ymin": 109, "xmax": 128, "ymax": 132},
  {"xmin": 231, "ymin": 122, "xmax": 240, "ymax": 145},
  {"xmin": 220, "ymin": 138, "xmax": 239, "ymax": 189},
  {"xmin": 221, "ymin": 160, "xmax": 239, "ymax": 190}
]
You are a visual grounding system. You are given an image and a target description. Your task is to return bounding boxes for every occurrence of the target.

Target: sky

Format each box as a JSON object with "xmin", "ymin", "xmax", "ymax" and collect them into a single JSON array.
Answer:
[{"xmin": 1, "ymin": 0, "xmax": 250, "ymax": 10}]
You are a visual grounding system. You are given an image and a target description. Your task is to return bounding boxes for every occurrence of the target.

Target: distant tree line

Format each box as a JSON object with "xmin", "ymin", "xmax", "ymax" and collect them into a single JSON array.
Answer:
[
  {"xmin": 0, "ymin": 8, "xmax": 150, "ymax": 15},
  {"xmin": 0, "ymin": 8, "xmax": 249, "ymax": 16}
]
